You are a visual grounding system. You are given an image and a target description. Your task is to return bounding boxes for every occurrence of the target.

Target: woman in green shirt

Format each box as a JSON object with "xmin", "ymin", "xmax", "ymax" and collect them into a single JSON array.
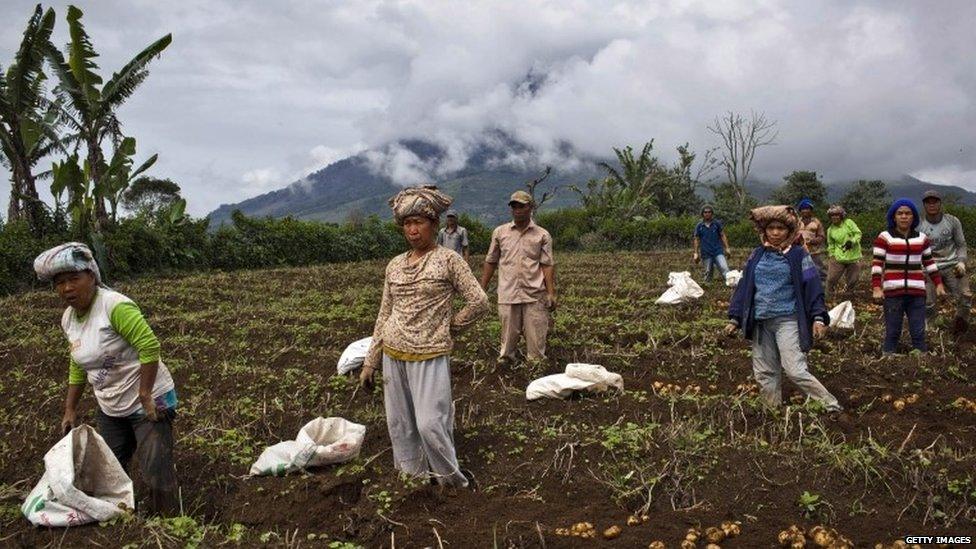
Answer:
[
  {"xmin": 34, "ymin": 243, "xmax": 179, "ymax": 515},
  {"xmin": 825, "ymin": 205, "xmax": 863, "ymax": 300}
]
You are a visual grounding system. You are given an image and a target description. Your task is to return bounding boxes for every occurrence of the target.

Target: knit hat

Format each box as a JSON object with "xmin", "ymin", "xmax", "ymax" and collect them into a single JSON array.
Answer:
[
  {"xmin": 886, "ymin": 198, "xmax": 920, "ymax": 232},
  {"xmin": 388, "ymin": 185, "xmax": 453, "ymax": 225},
  {"xmin": 797, "ymin": 198, "xmax": 814, "ymax": 211}
]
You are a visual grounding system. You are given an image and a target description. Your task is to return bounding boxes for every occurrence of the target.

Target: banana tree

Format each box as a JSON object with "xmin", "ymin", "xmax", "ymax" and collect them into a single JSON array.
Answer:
[
  {"xmin": 0, "ymin": 4, "xmax": 66, "ymax": 233},
  {"xmin": 44, "ymin": 4, "xmax": 171, "ymax": 229},
  {"xmin": 100, "ymin": 136, "xmax": 157, "ymax": 222}
]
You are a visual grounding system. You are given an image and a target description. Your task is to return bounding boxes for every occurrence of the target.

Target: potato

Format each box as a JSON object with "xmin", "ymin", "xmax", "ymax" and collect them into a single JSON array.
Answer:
[
  {"xmin": 704, "ymin": 526, "xmax": 726, "ymax": 543},
  {"xmin": 893, "ymin": 399, "xmax": 906, "ymax": 411},
  {"xmin": 627, "ymin": 515, "xmax": 641, "ymax": 526},
  {"xmin": 648, "ymin": 542, "xmax": 666, "ymax": 549},
  {"xmin": 706, "ymin": 544, "xmax": 721, "ymax": 549},
  {"xmin": 686, "ymin": 531, "xmax": 700, "ymax": 542},
  {"xmin": 681, "ymin": 540, "xmax": 697, "ymax": 549},
  {"xmin": 905, "ymin": 393, "xmax": 919, "ymax": 404},
  {"xmin": 603, "ymin": 525, "xmax": 622, "ymax": 540},
  {"xmin": 881, "ymin": 394, "xmax": 893, "ymax": 402}
]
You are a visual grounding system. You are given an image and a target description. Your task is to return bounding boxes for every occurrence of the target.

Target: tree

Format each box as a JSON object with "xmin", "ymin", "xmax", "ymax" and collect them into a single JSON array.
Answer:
[
  {"xmin": 707, "ymin": 111, "xmax": 777, "ymax": 213},
  {"xmin": 839, "ymin": 180, "xmax": 889, "ymax": 214},
  {"xmin": 0, "ymin": 5, "xmax": 64, "ymax": 233},
  {"xmin": 770, "ymin": 170, "xmax": 827, "ymax": 207},
  {"xmin": 710, "ymin": 181, "xmax": 757, "ymax": 222},
  {"xmin": 121, "ymin": 176, "xmax": 181, "ymax": 215},
  {"xmin": 45, "ymin": 5, "xmax": 171, "ymax": 230}
]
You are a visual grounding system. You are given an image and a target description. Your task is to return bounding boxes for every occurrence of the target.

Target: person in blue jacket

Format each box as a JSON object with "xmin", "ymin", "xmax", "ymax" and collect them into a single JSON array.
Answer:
[{"xmin": 725, "ymin": 205, "xmax": 841, "ymax": 413}]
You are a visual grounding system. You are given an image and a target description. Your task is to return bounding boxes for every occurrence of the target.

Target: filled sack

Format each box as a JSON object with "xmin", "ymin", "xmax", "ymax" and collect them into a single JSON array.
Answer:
[
  {"xmin": 250, "ymin": 417, "xmax": 366, "ymax": 477},
  {"xmin": 655, "ymin": 271, "xmax": 705, "ymax": 305},
  {"xmin": 22, "ymin": 425, "xmax": 134, "ymax": 527},
  {"xmin": 828, "ymin": 300, "xmax": 856, "ymax": 329},
  {"xmin": 337, "ymin": 337, "xmax": 372, "ymax": 375},
  {"xmin": 526, "ymin": 363, "xmax": 624, "ymax": 401},
  {"xmin": 725, "ymin": 269, "xmax": 743, "ymax": 287}
]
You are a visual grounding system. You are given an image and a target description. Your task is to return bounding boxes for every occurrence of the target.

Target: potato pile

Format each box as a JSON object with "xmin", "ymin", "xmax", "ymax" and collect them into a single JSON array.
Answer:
[
  {"xmin": 874, "ymin": 541, "xmax": 923, "ymax": 549},
  {"xmin": 881, "ymin": 393, "xmax": 919, "ymax": 412},
  {"xmin": 734, "ymin": 383, "xmax": 759, "ymax": 395},
  {"xmin": 652, "ymin": 381, "xmax": 702, "ymax": 396},
  {"xmin": 554, "ymin": 522, "xmax": 596, "ymax": 539},
  {"xmin": 952, "ymin": 396, "xmax": 976, "ymax": 413},
  {"xmin": 680, "ymin": 521, "xmax": 742, "ymax": 547},
  {"xmin": 777, "ymin": 525, "xmax": 853, "ymax": 548}
]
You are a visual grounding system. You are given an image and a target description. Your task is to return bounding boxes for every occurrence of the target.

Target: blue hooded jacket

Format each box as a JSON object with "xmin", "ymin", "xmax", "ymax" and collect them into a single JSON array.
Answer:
[
  {"xmin": 797, "ymin": 198, "xmax": 814, "ymax": 211},
  {"xmin": 728, "ymin": 246, "xmax": 829, "ymax": 352},
  {"xmin": 886, "ymin": 198, "xmax": 920, "ymax": 232}
]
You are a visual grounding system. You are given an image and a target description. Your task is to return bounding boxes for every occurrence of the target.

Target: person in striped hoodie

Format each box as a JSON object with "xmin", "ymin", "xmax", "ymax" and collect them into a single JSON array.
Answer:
[{"xmin": 871, "ymin": 198, "xmax": 946, "ymax": 354}]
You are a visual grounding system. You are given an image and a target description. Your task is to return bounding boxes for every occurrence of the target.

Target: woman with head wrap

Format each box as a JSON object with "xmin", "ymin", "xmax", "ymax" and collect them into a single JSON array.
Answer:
[
  {"xmin": 871, "ymin": 199, "xmax": 945, "ymax": 354},
  {"xmin": 33, "ymin": 243, "xmax": 179, "ymax": 514},
  {"xmin": 825, "ymin": 204, "xmax": 863, "ymax": 300},
  {"xmin": 360, "ymin": 186, "xmax": 488, "ymax": 489},
  {"xmin": 725, "ymin": 206, "xmax": 841, "ymax": 413}
]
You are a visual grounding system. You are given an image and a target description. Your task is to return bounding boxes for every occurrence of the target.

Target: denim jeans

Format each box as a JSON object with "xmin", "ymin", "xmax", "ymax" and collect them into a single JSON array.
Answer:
[
  {"xmin": 751, "ymin": 316, "xmax": 841, "ymax": 411},
  {"xmin": 883, "ymin": 295, "xmax": 927, "ymax": 353},
  {"xmin": 703, "ymin": 253, "xmax": 730, "ymax": 282}
]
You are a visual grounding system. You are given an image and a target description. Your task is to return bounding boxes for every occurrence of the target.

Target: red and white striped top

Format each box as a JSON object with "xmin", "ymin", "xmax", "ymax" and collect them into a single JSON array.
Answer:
[{"xmin": 871, "ymin": 231, "xmax": 942, "ymax": 296}]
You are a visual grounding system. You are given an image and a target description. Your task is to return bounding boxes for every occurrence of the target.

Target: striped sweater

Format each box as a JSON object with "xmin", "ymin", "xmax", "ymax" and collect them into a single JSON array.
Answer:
[{"xmin": 871, "ymin": 230, "xmax": 942, "ymax": 296}]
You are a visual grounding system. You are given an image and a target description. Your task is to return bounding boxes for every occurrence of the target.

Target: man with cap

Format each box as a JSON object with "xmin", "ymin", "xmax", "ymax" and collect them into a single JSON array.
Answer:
[
  {"xmin": 480, "ymin": 190, "xmax": 557, "ymax": 365},
  {"xmin": 437, "ymin": 209, "xmax": 470, "ymax": 261},
  {"xmin": 797, "ymin": 198, "xmax": 827, "ymax": 281},
  {"xmin": 919, "ymin": 189, "xmax": 971, "ymax": 334},
  {"xmin": 693, "ymin": 205, "xmax": 732, "ymax": 283}
]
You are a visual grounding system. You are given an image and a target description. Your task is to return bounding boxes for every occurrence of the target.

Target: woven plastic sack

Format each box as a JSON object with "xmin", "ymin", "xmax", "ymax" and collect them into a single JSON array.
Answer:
[
  {"xmin": 337, "ymin": 337, "xmax": 372, "ymax": 375},
  {"xmin": 725, "ymin": 270, "xmax": 743, "ymax": 287},
  {"xmin": 526, "ymin": 363, "xmax": 624, "ymax": 401},
  {"xmin": 22, "ymin": 425, "xmax": 134, "ymax": 527},
  {"xmin": 828, "ymin": 300, "xmax": 856, "ymax": 329},
  {"xmin": 655, "ymin": 272, "xmax": 705, "ymax": 305},
  {"xmin": 250, "ymin": 417, "xmax": 366, "ymax": 477}
]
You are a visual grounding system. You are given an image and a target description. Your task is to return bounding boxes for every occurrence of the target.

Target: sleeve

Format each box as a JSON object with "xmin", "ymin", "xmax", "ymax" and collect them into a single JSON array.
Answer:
[
  {"xmin": 801, "ymin": 252, "xmax": 829, "ymax": 325},
  {"xmin": 461, "ymin": 228, "xmax": 469, "ymax": 247},
  {"xmin": 871, "ymin": 234, "xmax": 887, "ymax": 289},
  {"xmin": 826, "ymin": 227, "xmax": 837, "ymax": 258},
  {"xmin": 728, "ymin": 249, "xmax": 756, "ymax": 326},
  {"xmin": 693, "ymin": 223, "xmax": 701, "ymax": 239},
  {"xmin": 922, "ymin": 236, "xmax": 943, "ymax": 286},
  {"xmin": 449, "ymin": 253, "xmax": 489, "ymax": 333},
  {"xmin": 716, "ymin": 221, "xmax": 724, "ymax": 235},
  {"xmin": 363, "ymin": 268, "xmax": 394, "ymax": 370},
  {"xmin": 68, "ymin": 358, "xmax": 86, "ymax": 385},
  {"xmin": 539, "ymin": 231, "xmax": 554, "ymax": 266},
  {"xmin": 953, "ymin": 216, "xmax": 968, "ymax": 262},
  {"xmin": 848, "ymin": 219, "xmax": 862, "ymax": 245},
  {"xmin": 109, "ymin": 302, "xmax": 161, "ymax": 364},
  {"xmin": 485, "ymin": 228, "xmax": 501, "ymax": 264}
]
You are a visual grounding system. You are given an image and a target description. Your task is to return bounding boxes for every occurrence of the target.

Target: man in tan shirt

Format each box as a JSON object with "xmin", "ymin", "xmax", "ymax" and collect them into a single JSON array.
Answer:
[{"xmin": 480, "ymin": 190, "xmax": 557, "ymax": 365}]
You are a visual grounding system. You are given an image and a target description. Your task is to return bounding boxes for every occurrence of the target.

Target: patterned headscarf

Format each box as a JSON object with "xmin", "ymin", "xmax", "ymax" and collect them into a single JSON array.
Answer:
[
  {"xmin": 826, "ymin": 204, "xmax": 846, "ymax": 218},
  {"xmin": 33, "ymin": 242, "xmax": 104, "ymax": 285},
  {"xmin": 749, "ymin": 205, "xmax": 801, "ymax": 251},
  {"xmin": 388, "ymin": 185, "xmax": 453, "ymax": 225}
]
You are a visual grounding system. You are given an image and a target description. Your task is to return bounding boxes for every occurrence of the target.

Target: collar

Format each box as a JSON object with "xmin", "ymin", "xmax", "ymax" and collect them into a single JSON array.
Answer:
[
  {"xmin": 925, "ymin": 213, "xmax": 944, "ymax": 224},
  {"xmin": 509, "ymin": 219, "xmax": 537, "ymax": 231}
]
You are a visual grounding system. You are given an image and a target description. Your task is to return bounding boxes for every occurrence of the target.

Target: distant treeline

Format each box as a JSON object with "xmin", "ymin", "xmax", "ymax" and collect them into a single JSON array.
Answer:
[{"xmin": 4, "ymin": 205, "xmax": 974, "ymax": 297}]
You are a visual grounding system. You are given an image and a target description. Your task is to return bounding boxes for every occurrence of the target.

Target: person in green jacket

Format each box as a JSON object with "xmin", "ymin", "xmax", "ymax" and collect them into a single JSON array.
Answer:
[{"xmin": 825, "ymin": 205, "xmax": 862, "ymax": 300}]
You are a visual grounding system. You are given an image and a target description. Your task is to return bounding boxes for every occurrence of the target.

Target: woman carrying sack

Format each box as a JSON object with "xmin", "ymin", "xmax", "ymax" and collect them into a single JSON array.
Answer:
[
  {"xmin": 360, "ymin": 186, "xmax": 489, "ymax": 490},
  {"xmin": 725, "ymin": 206, "xmax": 842, "ymax": 414},
  {"xmin": 34, "ymin": 243, "xmax": 179, "ymax": 515}
]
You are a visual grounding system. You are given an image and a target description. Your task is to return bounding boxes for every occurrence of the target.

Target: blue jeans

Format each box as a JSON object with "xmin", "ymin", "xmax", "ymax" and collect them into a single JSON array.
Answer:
[
  {"xmin": 703, "ymin": 254, "xmax": 730, "ymax": 282},
  {"xmin": 882, "ymin": 295, "xmax": 927, "ymax": 353}
]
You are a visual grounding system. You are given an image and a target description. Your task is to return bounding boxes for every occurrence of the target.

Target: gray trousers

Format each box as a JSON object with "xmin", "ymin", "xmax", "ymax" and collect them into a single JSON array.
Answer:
[
  {"xmin": 751, "ymin": 316, "xmax": 841, "ymax": 412},
  {"xmin": 96, "ymin": 408, "xmax": 179, "ymax": 515},
  {"xmin": 926, "ymin": 266, "xmax": 972, "ymax": 322},
  {"xmin": 382, "ymin": 354, "xmax": 467, "ymax": 487}
]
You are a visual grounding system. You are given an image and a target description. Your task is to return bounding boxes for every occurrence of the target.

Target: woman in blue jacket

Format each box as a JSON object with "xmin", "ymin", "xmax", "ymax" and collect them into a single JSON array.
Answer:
[{"xmin": 725, "ymin": 205, "xmax": 841, "ymax": 413}]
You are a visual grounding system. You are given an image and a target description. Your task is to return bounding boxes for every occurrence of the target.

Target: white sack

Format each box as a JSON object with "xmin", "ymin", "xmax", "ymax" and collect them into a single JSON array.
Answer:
[
  {"xmin": 828, "ymin": 300, "xmax": 856, "ymax": 329},
  {"xmin": 22, "ymin": 425, "xmax": 134, "ymax": 527},
  {"xmin": 526, "ymin": 363, "xmax": 624, "ymax": 401},
  {"xmin": 250, "ymin": 417, "xmax": 366, "ymax": 476},
  {"xmin": 725, "ymin": 270, "xmax": 743, "ymax": 287},
  {"xmin": 655, "ymin": 271, "xmax": 705, "ymax": 305},
  {"xmin": 337, "ymin": 336, "xmax": 373, "ymax": 375}
]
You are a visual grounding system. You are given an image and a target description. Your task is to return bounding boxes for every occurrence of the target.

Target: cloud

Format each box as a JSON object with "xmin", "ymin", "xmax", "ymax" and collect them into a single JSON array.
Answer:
[{"xmin": 1, "ymin": 0, "xmax": 974, "ymax": 218}]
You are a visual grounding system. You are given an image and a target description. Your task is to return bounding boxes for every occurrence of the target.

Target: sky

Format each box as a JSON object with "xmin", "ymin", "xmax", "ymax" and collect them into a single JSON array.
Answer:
[{"xmin": 1, "ymin": 0, "xmax": 975, "ymax": 217}]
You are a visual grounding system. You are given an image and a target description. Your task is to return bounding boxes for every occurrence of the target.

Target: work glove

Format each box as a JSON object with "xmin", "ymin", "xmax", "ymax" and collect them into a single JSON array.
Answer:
[{"xmin": 842, "ymin": 241, "xmax": 855, "ymax": 252}]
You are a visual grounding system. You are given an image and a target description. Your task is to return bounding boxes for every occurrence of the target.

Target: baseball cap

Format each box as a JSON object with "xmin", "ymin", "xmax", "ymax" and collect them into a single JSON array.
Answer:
[
  {"xmin": 508, "ymin": 190, "xmax": 534, "ymax": 206},
  {"xmin": 445, "ymin": 209, "xmax": 458, "ymax": 218},
  {"xmin": 922, "ymin": 190, "xmax": 942, "ymax": 202}
]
